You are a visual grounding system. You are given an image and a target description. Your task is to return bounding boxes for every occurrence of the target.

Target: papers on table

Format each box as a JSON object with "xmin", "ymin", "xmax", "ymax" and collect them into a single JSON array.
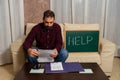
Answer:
[
  {"xmin": 37, "ymin": 49, "xmax": 54, "ymax": 62},
  {"xmin": 29, "ymin": 69, "xmax": 44, "ymax": 73},
  {"xmin": 79, "ymin": 69, "xmax": 93, "ymax": 74},
  {"xmin": 29, "ymin": 62, "xmax": 94, "ymax": 74},
  {"xmin": 50, "ymin": 62, "xmax": 63, "ymax": 71}
]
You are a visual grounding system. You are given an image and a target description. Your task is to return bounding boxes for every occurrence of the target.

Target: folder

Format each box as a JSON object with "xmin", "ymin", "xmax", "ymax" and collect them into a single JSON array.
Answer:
[{"xmin": 45, "ymin": 62, "xmax": 84, "ymax": 73}]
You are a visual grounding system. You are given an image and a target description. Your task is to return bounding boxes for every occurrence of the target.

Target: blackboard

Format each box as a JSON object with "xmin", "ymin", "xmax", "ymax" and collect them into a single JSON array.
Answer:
[{"xmin": 65, "ymin": 31, "xmax": 99, "ymax": 52}]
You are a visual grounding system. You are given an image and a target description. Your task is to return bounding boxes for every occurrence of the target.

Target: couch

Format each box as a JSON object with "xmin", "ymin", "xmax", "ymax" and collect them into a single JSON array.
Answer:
[{"xmin": 11, "ymin": 23, "xmax": 116, "ymax": 76}]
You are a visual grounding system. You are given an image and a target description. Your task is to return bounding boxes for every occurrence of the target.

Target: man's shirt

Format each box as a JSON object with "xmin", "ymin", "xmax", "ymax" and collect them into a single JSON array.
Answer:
[{"xmin": 23, "ymin": 22, "xmax": 63, "ymax": 52}]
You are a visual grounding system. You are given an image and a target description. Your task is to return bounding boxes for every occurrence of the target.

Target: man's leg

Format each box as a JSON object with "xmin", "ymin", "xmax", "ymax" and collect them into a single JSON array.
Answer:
[{"xmin": 54, "ymin": 48, "xmax": 68, "ymax": 62}]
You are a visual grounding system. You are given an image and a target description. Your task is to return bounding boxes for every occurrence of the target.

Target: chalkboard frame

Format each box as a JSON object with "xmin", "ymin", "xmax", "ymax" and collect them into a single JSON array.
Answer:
[{"xmin": 64, "ymin": 24, "xmax": 100, "ymax": 52}]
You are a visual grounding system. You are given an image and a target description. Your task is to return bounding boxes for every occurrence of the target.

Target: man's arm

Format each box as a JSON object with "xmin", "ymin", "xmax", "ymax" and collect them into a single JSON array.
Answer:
[
  {"xmin": 23, "ymin": 27, "xmax": 39, "ymax": 57},
  {"xmin": 50, "ymin": 24, "xmax": 63, "ymax": 58},
  {"xmin": 23, "ymin": 27, "xmax": 36, "ymax": 52}
]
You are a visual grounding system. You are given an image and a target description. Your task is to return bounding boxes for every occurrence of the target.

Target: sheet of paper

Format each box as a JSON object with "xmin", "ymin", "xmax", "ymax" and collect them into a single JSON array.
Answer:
[
  {"xmin": 50, "ymin": 62, "xmax": 64, "ymax": 71},
  {"xmin": 37, "ymin": 49, "xmax": 54, "ymax": 62},
  {"xmin": 29, "ymin": 69, "xmax": 44, "ymax": 73},
  {"xmin": 79, "ymin": 69, "xmax": 93, "ymax": 74},
  {"xmin": 38, "ymin": 49, "xmax": 54, "ymax": 56}
]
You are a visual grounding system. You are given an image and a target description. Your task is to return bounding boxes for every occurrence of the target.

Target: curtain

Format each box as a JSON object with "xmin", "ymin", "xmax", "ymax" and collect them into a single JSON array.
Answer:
[
  {"xmin": 105, "ymin": 0, "xmax": 120, "ymax": 56},
  {"xmin": 0, "ymin": 0, "xmax": 24, "ymax": 65},
  {"xmin": 50, "ymin": 0, "xmax": 106, "ymax": 37},
  {"xmin": 50, "ymin": 0, "xmax": 120, "ymax": 56}
]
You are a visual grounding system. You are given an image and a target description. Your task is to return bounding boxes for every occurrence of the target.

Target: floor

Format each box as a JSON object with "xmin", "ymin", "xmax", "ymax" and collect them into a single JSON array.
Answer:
[
  {"xmin": 0, "ymin": 57, "xmax": 120, "ymax": 80},
  {"xmin": 109, "ymin": 57, "xmax": 120, "ymax": 80},
  {"xmin": 0, "ymin": 63, "xmax": 15, "ymax": 80}
]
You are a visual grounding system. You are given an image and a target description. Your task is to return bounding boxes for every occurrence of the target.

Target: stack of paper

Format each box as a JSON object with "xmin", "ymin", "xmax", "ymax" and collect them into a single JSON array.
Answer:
[
  {"xmin": 50, "ymin": 62, "xmax": 63, "ymax": 71},
  {"xmin": 37, "ymin": 49, "xmax": 54, "ymax": 62}
]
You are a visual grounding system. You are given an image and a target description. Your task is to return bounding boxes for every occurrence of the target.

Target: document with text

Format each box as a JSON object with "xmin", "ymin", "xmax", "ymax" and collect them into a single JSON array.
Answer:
[{"xmin": 50, "ymin": 62, "xmax": 63, "ymax": 71}]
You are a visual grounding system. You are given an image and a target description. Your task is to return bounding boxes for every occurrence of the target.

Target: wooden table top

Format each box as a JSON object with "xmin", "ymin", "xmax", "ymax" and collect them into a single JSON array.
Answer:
[{"xmin": 14, "ymin": 62, "xmax": 109, "ymax": 80}]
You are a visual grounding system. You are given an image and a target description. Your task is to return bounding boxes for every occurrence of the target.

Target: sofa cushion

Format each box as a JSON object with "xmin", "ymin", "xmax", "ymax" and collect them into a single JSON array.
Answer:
[
  {"xmin": 26, "ymin": 23, "xmax": 37, "ymax": 35},
  {"xmin": 66, "ymin": 52, "xmax": 101, "ymax": 64},
  {"xmin": 64, "ymin": 23, "xmax": 100, "ymax": 31}
]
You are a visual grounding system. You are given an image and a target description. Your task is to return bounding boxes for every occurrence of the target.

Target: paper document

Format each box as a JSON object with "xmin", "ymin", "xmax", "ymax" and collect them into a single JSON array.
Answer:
[
  {"xmin": 79, "ymin": 69, "xmax": 93, "ymax": 74},
  {"xmin": 29, "ymin": 69, "xmax": 44, "ymax": 73},
  {"xmin": 37, "ymin": 49, "xmax": 54, "ymax": 62},
  {"xmin": 50, "ymin": 62, "xmax": 63, "ymax": 71}
]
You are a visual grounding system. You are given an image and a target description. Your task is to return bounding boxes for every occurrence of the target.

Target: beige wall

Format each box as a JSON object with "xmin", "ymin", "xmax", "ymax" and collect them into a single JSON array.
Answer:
[{"xmin": 24, "ymin": 0, "xmax": 50, "ymax": 24}]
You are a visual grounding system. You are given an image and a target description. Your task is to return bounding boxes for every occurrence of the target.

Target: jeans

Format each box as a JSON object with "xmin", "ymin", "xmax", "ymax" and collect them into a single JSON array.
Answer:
[{"xmin": 24, "ymin": 48, "xmax": 68, "ymax": 63}]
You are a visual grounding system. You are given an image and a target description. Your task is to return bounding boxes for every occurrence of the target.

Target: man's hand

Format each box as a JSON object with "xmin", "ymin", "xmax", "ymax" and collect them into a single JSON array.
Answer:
[
  {"xmin": 50, "ymin": 49, "xmax": 58, "ymax": 58},
  {"xmin": 27, "ymin": 48, "xmax": 39, "ymax": 57}
]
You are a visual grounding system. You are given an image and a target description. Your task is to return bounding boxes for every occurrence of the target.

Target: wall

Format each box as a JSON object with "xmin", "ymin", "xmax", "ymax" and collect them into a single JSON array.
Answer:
[{"xmin": 24, "ymin": 0, "xmax": 50, "ymax": 24}]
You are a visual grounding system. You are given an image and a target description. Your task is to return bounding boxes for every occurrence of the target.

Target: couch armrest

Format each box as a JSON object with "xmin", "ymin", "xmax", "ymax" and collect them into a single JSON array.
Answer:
[
  {"xmin": 99, "ymin": 37, "xmax": 116, "ymax": 57},
  {"xmin": 11, "ymin": 36, "xmax": 26, "ymax": 72},
  {"xmin": 11, "ymin": 36, "xmax": 25, "ymax": 52},
  {"xmin": 99, "ymin": 37, "xmax": 116, "ymax": 75}
]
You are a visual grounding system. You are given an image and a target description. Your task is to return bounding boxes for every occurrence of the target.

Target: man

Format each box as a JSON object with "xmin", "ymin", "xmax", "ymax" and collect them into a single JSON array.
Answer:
[{"xmin": 23, "ymin": 10, "xmax": 68, "ymax": 63}]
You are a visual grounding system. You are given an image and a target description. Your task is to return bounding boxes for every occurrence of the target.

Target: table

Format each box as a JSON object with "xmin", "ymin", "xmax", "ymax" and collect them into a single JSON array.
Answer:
[{"xmin": 14, "ymin": 63, "xmax": 109, "ymax": 80}]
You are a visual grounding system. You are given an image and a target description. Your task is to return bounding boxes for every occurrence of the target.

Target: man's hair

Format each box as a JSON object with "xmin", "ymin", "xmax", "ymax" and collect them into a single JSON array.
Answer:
[{"xmin": 43, "ymin": 10, "xmax": 55, "ymax": 20}]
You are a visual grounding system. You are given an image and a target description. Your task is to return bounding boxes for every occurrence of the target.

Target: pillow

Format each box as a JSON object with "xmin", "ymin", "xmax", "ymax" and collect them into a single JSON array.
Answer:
[{"xmin": 26, "ymin": 23, "xmax": 37, "ymax": 36}]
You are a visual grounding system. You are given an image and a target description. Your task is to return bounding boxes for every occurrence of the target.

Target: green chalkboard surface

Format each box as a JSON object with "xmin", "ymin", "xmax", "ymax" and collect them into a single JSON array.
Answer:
[{"xmin": 66, "ymin": 31, "xmax": 99, "ymax": 52}]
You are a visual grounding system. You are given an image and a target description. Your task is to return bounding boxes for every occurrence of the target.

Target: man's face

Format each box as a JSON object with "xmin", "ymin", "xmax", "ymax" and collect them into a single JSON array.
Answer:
[{"xmin": 43, "ymin": 17, "xmax": 54, "ymax": 28}]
